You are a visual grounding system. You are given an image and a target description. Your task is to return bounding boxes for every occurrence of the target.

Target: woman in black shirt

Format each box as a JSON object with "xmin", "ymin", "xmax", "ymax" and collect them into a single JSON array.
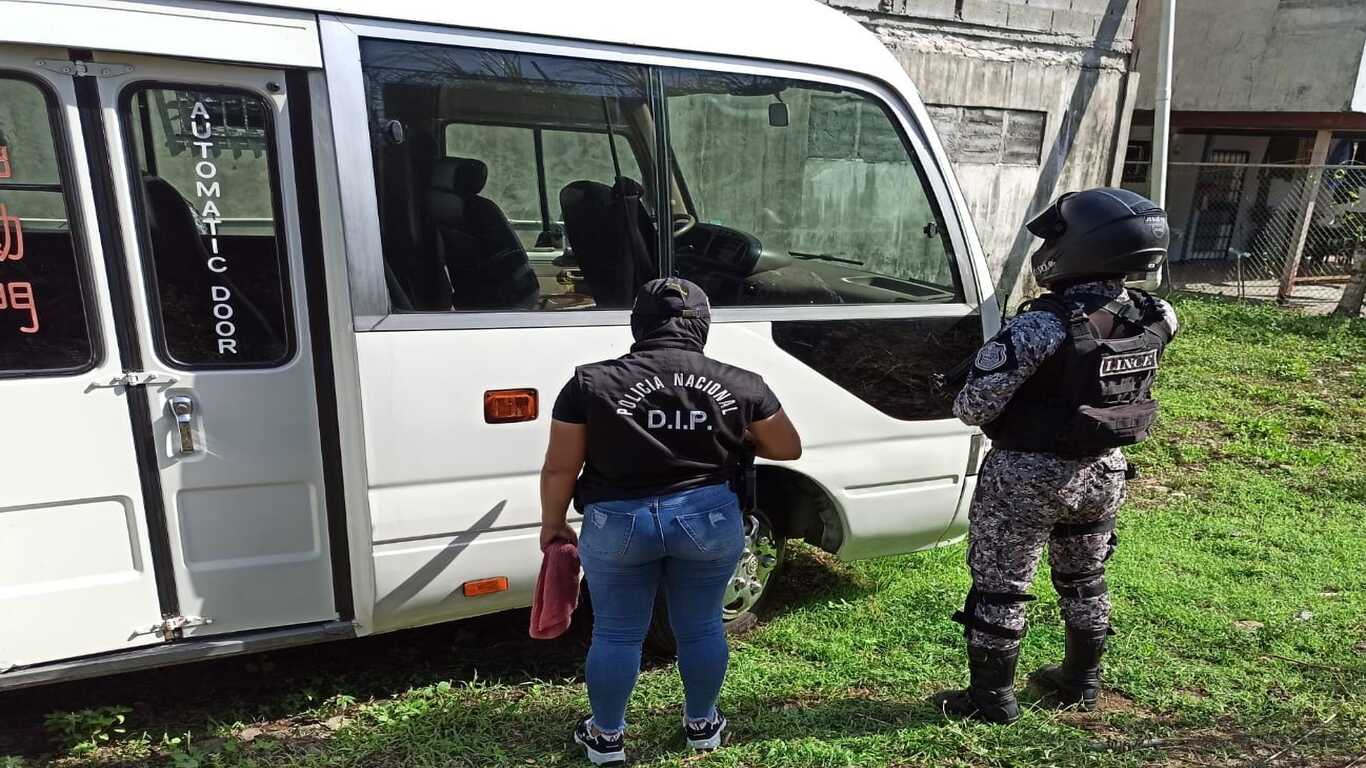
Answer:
[{"xmin": 539, "ymin": 278, "xmax": 801, "ymax": 765}]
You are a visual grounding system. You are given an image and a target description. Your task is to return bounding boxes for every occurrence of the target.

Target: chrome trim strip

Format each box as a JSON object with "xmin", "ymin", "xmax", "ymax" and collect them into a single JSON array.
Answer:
[
  {"xmin": 0, "ymin": 621, "xmax": 357, "ymax": 691},
  {"xmin": 712, "ymin": 303, "xmax": 974, "ymax": 324},
  {"xmin": 367, "ymin": 302, "xmax": 974, "ymax": 331},
  {"xmin": 318, "ymin": 16, "xmax": 389, "ymax": 321},
  {"xmin": 373, "ymin": 310, "xmax": 632, "ymax": 331}
]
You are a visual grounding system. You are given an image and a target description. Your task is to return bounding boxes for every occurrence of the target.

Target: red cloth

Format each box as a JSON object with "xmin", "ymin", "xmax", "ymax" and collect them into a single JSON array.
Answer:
[{"xmin": 530, "ymin": 540, "xmax": 581, "ymax": 639}]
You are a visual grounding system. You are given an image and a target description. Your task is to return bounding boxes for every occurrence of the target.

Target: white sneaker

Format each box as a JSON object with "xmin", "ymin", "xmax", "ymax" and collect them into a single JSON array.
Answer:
[
  {"xmin": 572, "ymin": 716, "xmax": 625, "ymax": 766},
  {"xmin": 684, "ymin": 711, "xmax": 727, "ymax": 751}
]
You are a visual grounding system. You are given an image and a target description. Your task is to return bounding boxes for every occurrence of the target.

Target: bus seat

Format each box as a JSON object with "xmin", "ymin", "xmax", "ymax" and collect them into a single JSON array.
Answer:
[
  {"xmin": 141, "ymin": 173, "xmax": 207, "ymax": 289},
  {"xmin": 140, "ymin": 174, "xmax": 277, "ymax": 344},
  {"xmin": 559, "ymin": 177, "xmax": 656, "ymax": 308},
  {"xmin": 377, "ymin": 124, "xmax": 453, "ymax": 310},
  {"xmin": 426, "ymin": 157, "xmax": 539, "ymax": 310}
]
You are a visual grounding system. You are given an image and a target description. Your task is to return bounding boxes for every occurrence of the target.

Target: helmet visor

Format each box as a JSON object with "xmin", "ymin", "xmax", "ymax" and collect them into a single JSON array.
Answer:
[{"xmin": 1026, "ymin": 193, "xmax": 1075, "ymax": 241}]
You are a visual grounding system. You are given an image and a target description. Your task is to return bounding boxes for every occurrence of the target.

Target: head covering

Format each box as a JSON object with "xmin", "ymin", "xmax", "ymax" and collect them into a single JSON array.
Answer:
[
  {"xmin": 1027, "ymin": 187, "xmax": 1169, "ymax": 287},
  {"xmin": 629, "ymin": 278, "xmax": 712, "ymax": 353}
]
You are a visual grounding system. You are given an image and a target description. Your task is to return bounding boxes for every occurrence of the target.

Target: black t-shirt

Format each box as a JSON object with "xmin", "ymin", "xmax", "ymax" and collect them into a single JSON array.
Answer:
[{"xmin": 553, "ymin": 347, "xmax": 781, "ymax": 507}]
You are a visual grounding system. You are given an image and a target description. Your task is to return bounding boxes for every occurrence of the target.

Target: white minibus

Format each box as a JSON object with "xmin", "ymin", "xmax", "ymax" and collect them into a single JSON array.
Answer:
[{"xmin": 0, "ymin": 0, "xmax": 1000, "ymax": 689}]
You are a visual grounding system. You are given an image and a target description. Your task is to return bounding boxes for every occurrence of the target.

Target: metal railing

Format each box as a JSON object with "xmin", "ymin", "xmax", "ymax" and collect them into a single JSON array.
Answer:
[{"xmin": 1137, "ymin": 162, "xmax": 1366, "ymax": 313}]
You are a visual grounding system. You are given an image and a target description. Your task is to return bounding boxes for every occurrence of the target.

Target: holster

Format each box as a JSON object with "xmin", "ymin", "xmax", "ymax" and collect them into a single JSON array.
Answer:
[{"xmin": 731, "ymin": 446, "xmax": 757, "ymax": 513}]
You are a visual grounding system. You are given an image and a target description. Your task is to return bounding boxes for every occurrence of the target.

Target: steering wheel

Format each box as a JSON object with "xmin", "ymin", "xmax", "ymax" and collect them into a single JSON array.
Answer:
[{"xmin": 671, "ymin": 212, "xmax": 697, "ymax": 239}]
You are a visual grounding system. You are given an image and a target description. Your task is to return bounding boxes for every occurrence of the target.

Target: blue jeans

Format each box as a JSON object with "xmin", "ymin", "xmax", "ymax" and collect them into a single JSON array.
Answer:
[{"xmin": 578, "ymin": 483, "xmax": 746, "ymax": 732}]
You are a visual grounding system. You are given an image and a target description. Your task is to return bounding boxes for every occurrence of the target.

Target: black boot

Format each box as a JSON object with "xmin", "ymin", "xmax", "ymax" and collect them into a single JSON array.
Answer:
[
  {"xmin": 1028, "ymin": 626, "xmax": 1107, "ymax": 710},
  {"xmin": 935, "ymin": 645, "xmax": 1021, "ymax": 724}
]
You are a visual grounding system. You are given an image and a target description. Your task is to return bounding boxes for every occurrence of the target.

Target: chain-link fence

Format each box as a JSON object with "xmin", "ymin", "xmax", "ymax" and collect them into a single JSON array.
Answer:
[{"xmin": 1154, "ymin": 162, "xmax": 1366, "ymax": 314}]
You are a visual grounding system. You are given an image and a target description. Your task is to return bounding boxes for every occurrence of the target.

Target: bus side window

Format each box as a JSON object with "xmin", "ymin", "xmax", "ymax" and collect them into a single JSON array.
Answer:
[
  {"xmin": 0, "ymin": 76, "xmax": 96, "ymax": 376},
  {"xmin": 441, "ymin": 123, "xmax": 648, "ymax": 256},
  {"xmin": 442, "ymin": 123, "xmax": 540, "ymax": 251},
  {"xmin": 663, "ymin": 70, "xmax": 964, "ymax": 308},
  {"xmin": 361, "ymin": 39, "xmax": 660, "ymax": 313},
  {"xmin": 122, "ymin": 86, "xmax": 293, "ymax": 368}
]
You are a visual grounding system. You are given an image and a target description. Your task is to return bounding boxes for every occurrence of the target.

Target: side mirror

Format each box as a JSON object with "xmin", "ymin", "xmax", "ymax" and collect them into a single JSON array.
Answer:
[{"xmin": 768, "ymin": 102, "xmax": 790, "ymax": 128}]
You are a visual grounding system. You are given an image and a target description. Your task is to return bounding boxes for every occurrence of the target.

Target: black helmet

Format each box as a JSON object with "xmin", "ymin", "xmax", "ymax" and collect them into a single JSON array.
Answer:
[{"xmin": 1027, "ymin": 188, "xmax": 1169, "ymax": 287}]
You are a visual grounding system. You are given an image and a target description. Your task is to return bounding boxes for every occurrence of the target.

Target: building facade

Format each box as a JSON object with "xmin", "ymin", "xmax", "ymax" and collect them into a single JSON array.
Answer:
[{"xmin": 1124, "ymin": 0, "xmax": 1366, "ymax": 308}]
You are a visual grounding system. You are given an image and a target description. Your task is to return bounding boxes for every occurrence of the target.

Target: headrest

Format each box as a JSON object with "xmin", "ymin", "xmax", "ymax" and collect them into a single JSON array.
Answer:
[
  {"xmin": 559, "ymin": 179, "xmax": 614, "ymax": 210},
  {"xmin": 612, "ymin": 176, "xmax": 645, "ymax": 198},
  {"xmin": 431, "ymin": 157, "xmax": 488, "ymax": 197},
  {"xmin": 142, "ymin": 174, "xmax": 195, "ymax": 234}
]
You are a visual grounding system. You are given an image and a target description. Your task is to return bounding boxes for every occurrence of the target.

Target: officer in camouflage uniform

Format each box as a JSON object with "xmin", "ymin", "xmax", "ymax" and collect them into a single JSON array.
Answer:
[{"xmin": 935, "ymin": 188, "xmax": 1180, "ymax": 724}]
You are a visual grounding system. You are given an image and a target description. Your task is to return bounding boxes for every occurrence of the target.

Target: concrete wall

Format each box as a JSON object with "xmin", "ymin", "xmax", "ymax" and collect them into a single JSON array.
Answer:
[
  {"xmin": 826, "ymin": 0, "xmax": 1141, "ymax": 305},
  {"xmin": 1132, "ymin": 0, "xmax": 1366, "ymax": 113}
]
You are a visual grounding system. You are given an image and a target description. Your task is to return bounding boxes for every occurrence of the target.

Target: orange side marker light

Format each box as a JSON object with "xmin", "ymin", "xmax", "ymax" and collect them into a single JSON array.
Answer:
[
  {"xmin": 484, "ymin": 389, "xmax": 538, "ymax": 424},
  {"xmin": 462, "ymin": 577, "xmax": 509, "ymax": 597}
]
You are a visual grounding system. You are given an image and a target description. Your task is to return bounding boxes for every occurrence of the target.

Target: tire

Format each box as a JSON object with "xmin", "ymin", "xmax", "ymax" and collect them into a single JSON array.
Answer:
[{"xmin": 644, "ymin": 509, "xmax": 786, "ymax": 656}]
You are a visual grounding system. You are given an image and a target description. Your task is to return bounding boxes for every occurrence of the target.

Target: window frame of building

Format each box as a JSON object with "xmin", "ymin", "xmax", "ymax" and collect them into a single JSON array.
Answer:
[
  {"xmin": 320, "ymin": 18, "xmax": 985, "ymax": 331},
  {"xmin": 1122, "ymin": 140, "xmax": 1152, "ymax": 184}
]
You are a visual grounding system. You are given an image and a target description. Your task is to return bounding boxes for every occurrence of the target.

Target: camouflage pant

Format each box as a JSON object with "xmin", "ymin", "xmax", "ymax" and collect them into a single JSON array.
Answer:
[{"xmin": 957, "ymin": 448, "xmax": 1128, "ymax": 650}]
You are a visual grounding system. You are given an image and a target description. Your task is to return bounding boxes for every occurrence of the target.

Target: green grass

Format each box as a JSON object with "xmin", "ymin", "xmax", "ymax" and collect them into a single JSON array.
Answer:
[{"xmin": 3, "ymin": 295, "xmax": 1364, "ymax": 767}]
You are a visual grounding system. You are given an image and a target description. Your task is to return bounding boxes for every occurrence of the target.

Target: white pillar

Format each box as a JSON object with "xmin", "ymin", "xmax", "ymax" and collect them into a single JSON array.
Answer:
[
  {"xmin": 1145, "ymin": 0, "xmax": 1177, "ymax": 292},
  {"xmin": 1150, "ymin": 0, "xmax": 1176, "ymax": 209}
]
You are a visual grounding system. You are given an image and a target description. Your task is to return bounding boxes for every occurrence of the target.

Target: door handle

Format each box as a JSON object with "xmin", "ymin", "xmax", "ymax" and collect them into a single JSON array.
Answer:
[{"xmin": 168, "ymin": 395, "xmax": 197, "ymax": 455}]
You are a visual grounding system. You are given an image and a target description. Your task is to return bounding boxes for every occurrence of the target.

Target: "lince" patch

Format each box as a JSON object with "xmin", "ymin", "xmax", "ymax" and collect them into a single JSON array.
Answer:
[{"xmin": 1099, "ymin": 349, "xmax": 1159, "ymax": 377}]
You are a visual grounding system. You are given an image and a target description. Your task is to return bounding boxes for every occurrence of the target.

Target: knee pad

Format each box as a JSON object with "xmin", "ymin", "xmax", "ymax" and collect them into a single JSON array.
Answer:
[
  {"xmin": 951, "ymin": 586, "xmax": 1036, "ymax": 640},
  {"xmin": 1051, "ymin": 517, "xmax": 1116, "ymax": 539},
  {"xmin": 1051, "ymin": 568, "xmax": 1108, "ymax": 600},
  {"xmin": 1052, "ymin": 516, "xmax": 1119, "ymax": 564}
]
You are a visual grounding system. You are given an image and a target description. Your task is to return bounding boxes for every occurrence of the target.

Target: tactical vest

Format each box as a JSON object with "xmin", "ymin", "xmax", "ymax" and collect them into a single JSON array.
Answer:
[
  {"xmin": 572, "ymin": 346, "xmax": 773, "ymax": 508},
  {"xmin": 983, "ymin": 289, "xmax": 1171, "ymax": 457}
]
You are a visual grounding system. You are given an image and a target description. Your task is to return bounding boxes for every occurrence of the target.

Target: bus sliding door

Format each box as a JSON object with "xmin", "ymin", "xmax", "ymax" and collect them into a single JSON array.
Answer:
[
  {"xmin": 88, "ymin": 54, "xmax": 338, "ymax": 640},
  {"xmin": 0, "ymin": 49, "xmax": 165, "ymax": 670}
]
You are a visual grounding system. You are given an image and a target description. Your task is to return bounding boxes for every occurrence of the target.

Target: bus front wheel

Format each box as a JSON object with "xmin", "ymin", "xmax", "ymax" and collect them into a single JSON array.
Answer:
[{"xmin": 644, "ymin": 508, "xmax": 786, "ymax": 655}]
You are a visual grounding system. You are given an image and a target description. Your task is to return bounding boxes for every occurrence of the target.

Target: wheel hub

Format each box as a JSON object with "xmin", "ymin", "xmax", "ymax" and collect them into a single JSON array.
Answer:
[{"xmin": 722, "ymin": 513, "xmax": 780, "ymax": 621}]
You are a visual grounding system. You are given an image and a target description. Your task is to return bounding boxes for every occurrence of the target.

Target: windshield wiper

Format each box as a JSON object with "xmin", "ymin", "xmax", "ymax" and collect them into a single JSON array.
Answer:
[{"xmin": 790, "ymin": 251, "xmax": 861, "ymax": 266}]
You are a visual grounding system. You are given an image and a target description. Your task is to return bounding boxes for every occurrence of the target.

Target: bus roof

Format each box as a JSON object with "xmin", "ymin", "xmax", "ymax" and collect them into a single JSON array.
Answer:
[
  {"xmin": 245, "ymin": 0, "xmax": 903, "ymax": 82},
  {"xmin": 6, "ymin": 0, "xmax": 905, "ymax": 87}
]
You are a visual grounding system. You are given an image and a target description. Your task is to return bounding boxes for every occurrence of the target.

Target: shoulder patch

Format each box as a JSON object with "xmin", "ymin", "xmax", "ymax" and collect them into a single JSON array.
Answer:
[{"xmin": 975, "ymin": 341, "xmax": 1009, "ymax": 372}]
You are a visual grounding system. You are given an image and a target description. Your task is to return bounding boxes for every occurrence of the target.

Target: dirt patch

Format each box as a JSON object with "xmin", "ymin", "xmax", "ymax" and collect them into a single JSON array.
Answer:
[
  {"xmin": 763, "ymin": 546, "xmax": 876, "ymax": 614},
  {"xmin": 1052, "ymin": 690, "xmax": 1158, "ymax": 741},
  {"xmin": 1076, "ymin": 717, "xmax": 1366, "ymax": 768},
  {"xmin": 776, "ymin": 691, "xmax": 830, "ymax": 711}
]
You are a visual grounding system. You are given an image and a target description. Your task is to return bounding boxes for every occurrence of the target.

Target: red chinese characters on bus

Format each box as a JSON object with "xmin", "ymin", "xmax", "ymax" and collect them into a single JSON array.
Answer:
[
  {"xmin": 0, "ymin": 281, "xmax": 38, "ymax": 333},
  {"xmin": 0, "ymin": 203, "xmax": 37, "ymax": 334},
  {"xmin": 0, "ymin": 204, "xmax": 22, "ymax": 262}
]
